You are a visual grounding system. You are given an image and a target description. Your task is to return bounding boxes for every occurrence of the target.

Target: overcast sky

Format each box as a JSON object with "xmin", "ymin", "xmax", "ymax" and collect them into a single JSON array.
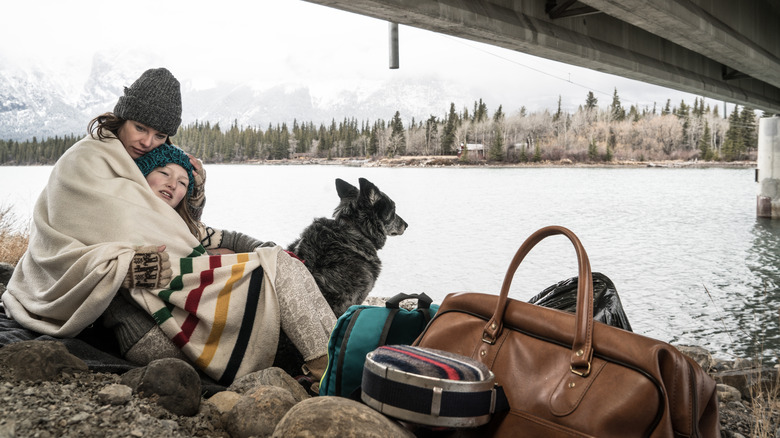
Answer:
[{"xmin": 3, "ymin": 0, "xmax": 709, "ymax": 114}]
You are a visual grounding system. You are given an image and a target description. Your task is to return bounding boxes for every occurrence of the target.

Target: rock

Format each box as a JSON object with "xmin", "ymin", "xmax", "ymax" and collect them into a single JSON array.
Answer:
[
  {"xmin": 120, "ymin": 358, "xmax": 201, "ymax": 417},
  {"xmin": 207, "ymin": 390, "xmax": 242, "ymax": 415},
  {"xmin": 196, "ymin": 398, "xmax": 226, "ymax": 433},
  {"xmin": 228, "ymin": 367, "xmax": 310, "ymax": 403},
  {"xmin": 676, "ymin": 345, "xmax": 713, "ymax": 371},
  {"xmin": 225, "ymin": 385, "xmax": 296, "ymax": 438},
  {"xmin": 68, "ymin": 412, "xmax": 90, "ymax": 424},
  {"xmin": 272, "ymin": 396, "xmax": 415, "ymax": 438},
  {"xmin": 362, "ymin": 296, "xmax": 417, "ymax": 310},
  {"xmin": 0, "ymin": 340, "xmax": 88, "ymax": 381},
  {"xmin": 711, "ymin": 357, "xmax": 734, "ymax": 372},
  {"xmin": 204, "ymin": 390, "xmax": 240, "ymax": 432},
  {"xmin": 712, "ymin": 366, "xmax": 779, "ymax": 400},
  {"xmin": 733, "ymin": 358, "xmax": 758, "ymax": 369},
  {"xmin": 0, "ymin": 262, "xmax": 14, "ymax": 286},
  {"xmin": 97, "ymin": 384, "xmax": 132, "ymax": 405},
  {"xmin": 361, "ymin": 296, "xmax": 387, "ymax": 307},
  {"xmin": 717, "ymin": 383, "xmax": 743, "ymax": 403},
  {"xmin": 0, "ymin": 420, "xmax": 16, "ymax": 438}
]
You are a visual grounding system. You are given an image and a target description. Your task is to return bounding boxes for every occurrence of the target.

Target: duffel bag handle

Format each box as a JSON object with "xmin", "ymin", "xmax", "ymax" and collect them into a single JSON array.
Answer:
[
  {"xmin": 386, "ymin": 292, "xmax": 433, "ymax": 309},
  {"xmin": 482, "ymin": 226, "xmax": 594, "ymax": 376}
]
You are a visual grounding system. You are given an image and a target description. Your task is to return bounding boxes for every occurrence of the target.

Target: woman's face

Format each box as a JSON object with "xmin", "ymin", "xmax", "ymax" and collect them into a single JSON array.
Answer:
[
  {"xmin": 117, "ymin": 120, "xmax": 168, "ymax": 159},
  {"xmin": 145, "ymin": 164, "xmax": 189, "ymax": 208}
]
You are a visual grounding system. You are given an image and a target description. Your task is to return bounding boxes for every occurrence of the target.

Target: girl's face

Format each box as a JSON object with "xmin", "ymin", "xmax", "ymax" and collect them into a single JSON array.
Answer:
[
  {"xmin": 117, "ymin": 120, "xmax": 168, "ymax": 159},
  {"xmin": 145, "ymin": 164, "xmax": 189, "ymax": 208}
]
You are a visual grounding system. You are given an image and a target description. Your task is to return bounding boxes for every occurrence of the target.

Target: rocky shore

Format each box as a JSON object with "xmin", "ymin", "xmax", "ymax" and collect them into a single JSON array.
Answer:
[
  {"xmin": 0, "ymin": 267, "xmax": 776, "ymax": 437},
  {"xmin": 0, "ymin": 332, "xmax": 777, "ymax": 437}
]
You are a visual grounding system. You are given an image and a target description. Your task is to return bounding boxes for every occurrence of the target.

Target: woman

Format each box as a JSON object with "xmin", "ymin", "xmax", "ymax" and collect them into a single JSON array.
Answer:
[
  {"xmin": 89, "ymin": 67, "xmax": 207, "ymax": 221},
  {"xmin": 3, "ymin": 67, "xmax": 188, "ymax": 336},
  {"xmin": 3, "ymin": 68, "xmax": 333, "ymax": 384}
]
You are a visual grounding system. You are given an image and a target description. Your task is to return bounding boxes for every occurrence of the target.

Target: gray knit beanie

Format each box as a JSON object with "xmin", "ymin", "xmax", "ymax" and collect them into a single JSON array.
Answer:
[{"xmin": 113, "ymin": 68, "xmax": 182, "ymax": 137}]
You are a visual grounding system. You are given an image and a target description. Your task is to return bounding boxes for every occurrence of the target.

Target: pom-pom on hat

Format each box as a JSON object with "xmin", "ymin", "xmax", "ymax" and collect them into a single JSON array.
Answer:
[
  {"xmin": 135, "ymin": 144, "xmax": 195, "ymax": 197},
  {"xmin": 114, "ymin": 68, "xmax": 182, "ymax": 137}
]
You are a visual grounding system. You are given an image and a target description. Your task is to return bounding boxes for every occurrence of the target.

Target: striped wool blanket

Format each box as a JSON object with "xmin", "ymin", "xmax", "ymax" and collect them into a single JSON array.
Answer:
[
  {"xmin": 4, "ymin": 133, "xmax": 280, "ymax": 383},
  {"xmin": 128, "ymin": 248, "xmax": 281, "ymax": 384}
]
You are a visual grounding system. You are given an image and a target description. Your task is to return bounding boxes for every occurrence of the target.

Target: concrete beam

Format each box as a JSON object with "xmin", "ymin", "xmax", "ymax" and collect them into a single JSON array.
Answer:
[
  {"xmin": 580, "ymin": 0, "xmax": 780, "ymax": 88},
  {"xmin": 303, "ymin": 0, "xmax": 780, "ymax": 113}
]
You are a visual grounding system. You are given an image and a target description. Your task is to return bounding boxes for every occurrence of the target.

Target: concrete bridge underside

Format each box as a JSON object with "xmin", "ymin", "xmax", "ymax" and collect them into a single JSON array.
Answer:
[{"xmin": 303, "ymin": 0, "xmax": 780, "ymax": 114}]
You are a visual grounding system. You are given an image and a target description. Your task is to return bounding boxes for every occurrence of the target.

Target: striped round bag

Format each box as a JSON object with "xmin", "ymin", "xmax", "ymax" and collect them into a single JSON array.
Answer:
[{"xmin": 361, "ymin": 345, "xmax": 508, "ymax": 428}]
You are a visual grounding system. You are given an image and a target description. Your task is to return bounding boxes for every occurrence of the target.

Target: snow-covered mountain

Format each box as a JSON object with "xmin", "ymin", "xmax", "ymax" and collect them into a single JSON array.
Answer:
[
  {"xmin": 0, "ymin": 54, "xmax": 472, "ymax": 142},
  {"xmin": 0, "ymin": 64, "xmax": 85, "ymax": 141}
]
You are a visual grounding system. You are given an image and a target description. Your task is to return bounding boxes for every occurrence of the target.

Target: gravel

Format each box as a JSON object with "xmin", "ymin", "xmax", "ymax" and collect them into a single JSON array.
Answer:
[{"xmin": 0, "ymin": 364, "xmax": 227, "ymax": 438}]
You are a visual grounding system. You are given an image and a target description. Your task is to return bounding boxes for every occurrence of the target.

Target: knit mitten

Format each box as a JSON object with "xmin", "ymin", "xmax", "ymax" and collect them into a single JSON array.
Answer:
[
  {"xmin": 199, "ymin": 226, "xmax": 276, "ymax": 253},
  {"xmin": 198, "ymin": 225, "xmax": 223, "ymax": 250},
  {"xmin": 188, "ymin": 161, "xmax": 206, "ymax": 221},
  {"xmin": 122, "ymin": 246, "xmax": 172, "ymax": 289}
]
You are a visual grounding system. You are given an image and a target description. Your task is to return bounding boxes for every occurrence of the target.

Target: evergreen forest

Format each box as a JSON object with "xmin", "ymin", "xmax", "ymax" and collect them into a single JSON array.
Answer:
[{"xmin": 0, "ymin": 89, "xmax": 766, "ymax": 165}]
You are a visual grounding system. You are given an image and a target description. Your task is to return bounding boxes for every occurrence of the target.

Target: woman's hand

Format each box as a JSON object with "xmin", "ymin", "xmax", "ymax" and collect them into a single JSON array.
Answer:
[
  {"xmin": 187, "ymin": 154, "xmax": 206, "ymax": 196},
  {"xmin": 122, "ymin": 245, "xmax": 172, "ymax": 289},
  {"xmin": 186, "ymin": 154, "xmax": 206, "ymax": 217}
]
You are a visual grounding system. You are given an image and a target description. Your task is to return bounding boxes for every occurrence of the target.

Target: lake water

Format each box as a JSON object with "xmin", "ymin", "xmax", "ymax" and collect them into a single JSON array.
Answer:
[{"xmin": 2, "ymin": 164, "xmax": 778, "ymax": 362}]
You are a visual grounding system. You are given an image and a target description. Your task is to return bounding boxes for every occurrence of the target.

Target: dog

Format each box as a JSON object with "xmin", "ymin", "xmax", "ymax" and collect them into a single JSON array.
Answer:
[
  {"xmin": 272, "ymin": 177, "xmax": 407, "ymax": 377},
  {"xmin": 287, "ymin": 177, "xmax": 407, "ymax": 316}
]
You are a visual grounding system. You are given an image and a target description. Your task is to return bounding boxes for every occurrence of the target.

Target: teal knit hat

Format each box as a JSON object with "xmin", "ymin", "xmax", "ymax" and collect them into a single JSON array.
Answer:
[{"xmin": 135, "ymin": 144, "xmax": 195, "ymax": 196}]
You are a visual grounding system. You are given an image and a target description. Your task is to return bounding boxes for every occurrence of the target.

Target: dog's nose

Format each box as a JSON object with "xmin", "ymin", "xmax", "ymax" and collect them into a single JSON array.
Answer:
[{"xmin": 391, "ymin": 218, "xmax": 408, "ymax": 236}]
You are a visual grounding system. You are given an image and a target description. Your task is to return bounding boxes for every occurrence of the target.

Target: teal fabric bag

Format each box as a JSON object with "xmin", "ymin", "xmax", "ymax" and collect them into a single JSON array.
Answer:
[{"xmin": 319, "ymin": 293, "xmax": 439, "ymax": 397}]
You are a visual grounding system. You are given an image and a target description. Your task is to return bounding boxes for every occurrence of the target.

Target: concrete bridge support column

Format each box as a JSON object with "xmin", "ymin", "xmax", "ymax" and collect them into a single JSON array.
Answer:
[{"xmin": 757, "ymin": 116, "xmax": 780, "ymax": 218}]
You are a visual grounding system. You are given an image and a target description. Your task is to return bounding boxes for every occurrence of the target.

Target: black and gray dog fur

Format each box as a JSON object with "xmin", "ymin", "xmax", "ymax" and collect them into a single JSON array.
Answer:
[
  {"xmin": 287, "ymin": 177, "xmax": 407, "ymax": 317},
  {"xmin": 272, "ymin": 177, "xmax": 407, "ymax": 376}
]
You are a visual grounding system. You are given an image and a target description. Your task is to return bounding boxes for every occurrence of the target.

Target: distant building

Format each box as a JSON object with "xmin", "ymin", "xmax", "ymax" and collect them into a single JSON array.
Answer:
[{"xmin": 458, "ymin": 143, "xmax": 485, "ymax": 160}]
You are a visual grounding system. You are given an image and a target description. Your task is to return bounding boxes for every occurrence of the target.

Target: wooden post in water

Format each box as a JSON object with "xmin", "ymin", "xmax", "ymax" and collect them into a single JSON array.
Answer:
[{"xmin": 757, "ymin": 116, "xmax": 780, "ymax": 218}]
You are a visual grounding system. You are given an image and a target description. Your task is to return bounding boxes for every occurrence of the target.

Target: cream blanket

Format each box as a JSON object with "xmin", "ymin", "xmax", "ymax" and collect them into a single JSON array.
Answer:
[{"xmin": 3, "ymin": 134, "xmax": 281, "ymax": 382}]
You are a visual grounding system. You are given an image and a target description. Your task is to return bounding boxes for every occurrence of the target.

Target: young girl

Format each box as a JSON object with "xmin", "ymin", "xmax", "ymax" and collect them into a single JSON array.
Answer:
[
  {"xmin": 135, "ymin": 143, "xmax": 276, "ymax": 254},
  {"xmin": 100, "ymin": 144, "xmax": 334, "ymax": 383}
]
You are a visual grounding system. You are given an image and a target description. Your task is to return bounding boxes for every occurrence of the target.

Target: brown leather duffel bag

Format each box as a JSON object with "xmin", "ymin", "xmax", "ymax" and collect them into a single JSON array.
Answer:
[{"xmin": 414, "ymin": 225, "xmax": 719, "ymax": 437}]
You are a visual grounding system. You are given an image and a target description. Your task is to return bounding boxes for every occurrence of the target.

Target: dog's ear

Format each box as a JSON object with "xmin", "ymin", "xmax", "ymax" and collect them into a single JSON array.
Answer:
[
  {"xmin": 358, "ymin": 178, "xmax": 382, "ymax": 205},
  {"xmin": 335, "ymin": 178, "xmax": 359, "ymax": 199}
]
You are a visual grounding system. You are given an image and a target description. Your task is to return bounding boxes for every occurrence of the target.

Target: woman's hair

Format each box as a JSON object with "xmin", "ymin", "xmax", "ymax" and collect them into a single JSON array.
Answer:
[
  {"xmin": 88, "ymin": 113, "xmax": 125, "ymax": 140},
  {"xmin": 88, "ymin": 112, "xmax": 172, "ymax": 144},
  {"xmin": 175, "ymin": 199, "xmax": 201, "ymax": 239}
]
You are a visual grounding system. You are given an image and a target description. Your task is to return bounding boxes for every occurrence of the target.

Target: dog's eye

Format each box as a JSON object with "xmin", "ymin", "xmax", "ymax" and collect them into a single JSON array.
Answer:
[
  {"xmin": 373, "ymin": 199, "xmax": 388, "ymax": 216},
  {"xmin": 379, "ymin": 201, "xmax": 396, "ymax": 220}
]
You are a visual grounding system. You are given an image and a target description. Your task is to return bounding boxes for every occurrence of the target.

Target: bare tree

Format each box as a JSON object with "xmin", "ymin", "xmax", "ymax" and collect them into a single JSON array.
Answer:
[{"xmin": 648, "ymin": 115, "xmax": 683, "ymax": 157}]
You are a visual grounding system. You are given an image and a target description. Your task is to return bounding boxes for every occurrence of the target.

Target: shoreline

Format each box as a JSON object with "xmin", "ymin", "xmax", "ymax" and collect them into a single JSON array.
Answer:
[
  {"xmin": 214, "ymin": 156, "xmax": 757, "ymax": 169},
  {"xmin": 0, "ymin": 157, "xmax": 757, "ymax": 169}
]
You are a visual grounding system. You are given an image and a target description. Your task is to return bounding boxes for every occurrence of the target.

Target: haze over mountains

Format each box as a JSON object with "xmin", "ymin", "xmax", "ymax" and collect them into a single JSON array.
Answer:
[{"xmin": 0, "ymin": 52, "xmax": 479, "ymax": 142}]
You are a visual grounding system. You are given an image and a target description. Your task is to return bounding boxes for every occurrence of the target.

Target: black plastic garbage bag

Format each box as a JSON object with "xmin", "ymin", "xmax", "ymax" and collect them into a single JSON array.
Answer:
[{"xmin": 528, "ymin": 272, "xmax": 633, "ymax": 332}]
